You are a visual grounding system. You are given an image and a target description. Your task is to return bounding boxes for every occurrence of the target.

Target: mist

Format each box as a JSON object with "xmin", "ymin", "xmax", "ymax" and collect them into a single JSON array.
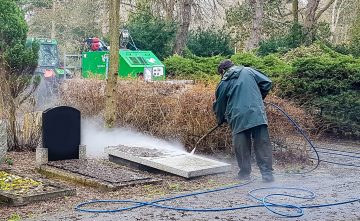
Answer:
[{"xmin": 81, "ymin": 118, "xmax": 186, "ymax": 159}]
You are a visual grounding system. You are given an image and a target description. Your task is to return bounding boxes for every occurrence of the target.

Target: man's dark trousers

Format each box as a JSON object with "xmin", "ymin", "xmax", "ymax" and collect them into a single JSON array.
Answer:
[{"xmin": 233, "ymin": 124, "xmax": 273, "ymax": 177}]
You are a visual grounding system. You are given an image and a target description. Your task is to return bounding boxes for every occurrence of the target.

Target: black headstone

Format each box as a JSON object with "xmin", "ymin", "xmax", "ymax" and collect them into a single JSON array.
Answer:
[{"xmin": 42, "ymin": 106, "xmax": 80, "ymax": 161}]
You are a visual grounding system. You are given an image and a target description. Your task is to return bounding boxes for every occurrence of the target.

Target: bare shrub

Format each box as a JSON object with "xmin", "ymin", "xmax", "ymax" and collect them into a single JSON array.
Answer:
[
  {"xmin": 0, "ymin": 59, "xmax": 41, "ymax": 151},
  {"xmin": 59, "ymin": 79, "xmax": 106, "ymax": 116},
  {"xmin": 60, "ymin": 79, "xmax": 316, "ymax": 161},
  {"xmin": 265, "ymin": 96, "xmax": 316, "ymax": 164}
]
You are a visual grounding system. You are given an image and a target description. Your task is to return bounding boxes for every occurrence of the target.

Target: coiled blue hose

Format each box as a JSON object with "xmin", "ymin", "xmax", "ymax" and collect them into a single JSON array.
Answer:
[
  {"xmin": 75, "ymin": 183, "xmax": 360, "ymax": 218},
  {"xmin": 75, "ymin": 103, "xmax": 360, "ymax": 217}
]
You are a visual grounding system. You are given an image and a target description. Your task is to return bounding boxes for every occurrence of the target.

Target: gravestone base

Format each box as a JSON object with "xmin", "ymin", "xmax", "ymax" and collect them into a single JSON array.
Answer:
[
  {"xmin": 36, "ymin": 148, "xmax": 48, "ymax": 166},
  {"xmin": 36, "ymin": 145, "xmax": 88, "ymax": 166},
  {"xmin": 79, "ymin": 145, "xmax": 86, "ymax": 159}
]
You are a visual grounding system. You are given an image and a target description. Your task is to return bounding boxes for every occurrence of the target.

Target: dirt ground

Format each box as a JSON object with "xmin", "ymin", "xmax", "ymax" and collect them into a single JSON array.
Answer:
[{"xmin": 1, "ymin": 140, "xmax": 359, "ymax": 221}]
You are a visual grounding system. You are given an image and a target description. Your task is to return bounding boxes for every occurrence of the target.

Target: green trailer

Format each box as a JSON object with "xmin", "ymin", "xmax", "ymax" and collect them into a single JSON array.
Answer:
[{"xmin": 81, "ymin": 50, "xmax": 166, "ymax": 81}]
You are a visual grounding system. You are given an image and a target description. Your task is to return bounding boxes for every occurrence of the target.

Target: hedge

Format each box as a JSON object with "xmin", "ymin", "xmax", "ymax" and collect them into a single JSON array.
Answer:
[{"xmin": 163, "ymin": 44, "xmax": 360, "ymax": 137}]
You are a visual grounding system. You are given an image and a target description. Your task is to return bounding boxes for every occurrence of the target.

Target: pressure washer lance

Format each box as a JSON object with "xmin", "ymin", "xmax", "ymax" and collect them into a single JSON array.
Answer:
[{"xmin": 190, "ymin": 124, "xmax": 221, "ymax": 155}]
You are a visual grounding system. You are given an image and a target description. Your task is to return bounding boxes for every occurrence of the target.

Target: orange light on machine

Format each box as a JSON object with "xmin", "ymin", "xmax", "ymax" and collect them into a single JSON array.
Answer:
[{"xmin": 44, "ymin": 69, "xmax": 55, "ymax": 78}]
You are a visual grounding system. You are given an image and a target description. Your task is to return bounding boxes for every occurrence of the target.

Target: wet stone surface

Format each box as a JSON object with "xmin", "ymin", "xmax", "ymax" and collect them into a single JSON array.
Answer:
[
  {"xmin": 112, "ymin": 146, "xmax": 167, "ymax": 158},
  {"xmin": 106, "ymin": 145, "xmax": 231, "ymax": 178},
  {"xmin": 47, "ymin": 159, "xmax": 152, "ymax": 183}
]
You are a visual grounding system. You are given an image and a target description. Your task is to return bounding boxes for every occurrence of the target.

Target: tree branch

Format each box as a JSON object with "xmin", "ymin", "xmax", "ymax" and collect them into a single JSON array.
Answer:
[{"xmin": 315, "ymin": 0, "xmax": 336, "ymax": 21}]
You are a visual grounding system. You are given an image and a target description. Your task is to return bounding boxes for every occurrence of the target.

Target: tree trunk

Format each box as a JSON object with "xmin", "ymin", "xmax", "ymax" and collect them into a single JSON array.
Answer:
[
  {"xmin": 104, "ymin": 0, "xmax": 120, "ymax": 128},
  {"xmin": 246, "ymin": 0, "xmax": 264, "ymax": 50},
  {"xmin": 304, "ymin": 0, "xmax": 321, "ymax": 43},
  {"xmin": 293, "ymin": 0, "xmax": 299, "ymax": 23},
  {"xmin": 330, "ymin": 0, "xmax": 346, "ymax": 43},
  {"xmin": 173, "ymin": 0, "xmax": 192, "ymax": 55},
  {"xmin": 101, "ymin": 0, "xmax": 109, "ymax": 36},
  {"xmin": 8, "ymin": 99, "xmax": 17, "ymax": 149},
  {"xmin": 51, "ymin": 0, "xmax": 56, "ymax": 39}
]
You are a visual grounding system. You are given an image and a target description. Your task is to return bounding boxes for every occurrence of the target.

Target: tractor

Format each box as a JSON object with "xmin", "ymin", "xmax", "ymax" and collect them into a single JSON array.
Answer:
[{"xmin": 26, "ymin": 38, "xmax": 69, "ymax": 80}]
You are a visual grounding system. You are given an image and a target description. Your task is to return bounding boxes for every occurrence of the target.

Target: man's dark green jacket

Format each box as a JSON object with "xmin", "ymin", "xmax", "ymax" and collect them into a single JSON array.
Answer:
[{"xmin": 213, "ymin": 66, "xmax": 272, "ymax": 135}]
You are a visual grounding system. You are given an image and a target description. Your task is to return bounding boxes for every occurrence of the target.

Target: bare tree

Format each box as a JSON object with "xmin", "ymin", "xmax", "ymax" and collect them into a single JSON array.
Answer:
[
  {"xmin": 304, "ymin": 0, "xmax": 335, "ymax": 42},
  {"xmin": 104, "ymin": 0, "xmax": 120, "ymax": 128},
  {"xmin": 173, "ymin": 0, "xmax": 193, "ymax": 55},
  {"xmin": 293, "ymin": 0, "xmax": 299, "ymax": 23},
  {"xmin": 51, "ymin": 0, "xmax": 56, "ymax": 39},
  {"xmin": 246, "ymin": 0, "xmax": 264, "ymax": 50},
  {"xmin": 161, "ymin": 0, "xmax": 177, "ymax": 20},
  {"xmin": 330, "ymin": 0, "xmax": 347, "ymax": 43}
]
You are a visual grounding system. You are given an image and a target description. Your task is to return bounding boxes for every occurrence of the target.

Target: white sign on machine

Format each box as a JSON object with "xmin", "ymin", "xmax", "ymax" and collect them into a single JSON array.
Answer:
[{"xmin": 143, "ymin": 66, "xmax": 164, "ymax": 81}]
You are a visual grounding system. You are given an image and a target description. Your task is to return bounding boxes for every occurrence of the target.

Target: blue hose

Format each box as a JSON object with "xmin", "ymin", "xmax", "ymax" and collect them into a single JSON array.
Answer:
[
  {"xmin": 266, "ymin": 103, "xmax": 360, "ymax": 168},
  {"xmin": 75, "ymin": 103, "xmax": 360, "ymax": 217},
  {"xmin": 315, "ymin": 146, "xmax": 360, "ymax": 155},
  {"xmin": 75, "ymin": 183, "xmax": 360, "ymax": 218}
]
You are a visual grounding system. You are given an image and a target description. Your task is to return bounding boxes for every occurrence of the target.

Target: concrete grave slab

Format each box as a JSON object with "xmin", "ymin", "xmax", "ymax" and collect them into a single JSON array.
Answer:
[
  {"xmin": 106, "ymin": 145, "xmax": 231, "ymax": 178},
  {"xmin": 38, "ymin": 159, "xmax": 161, "ymax": 190}
]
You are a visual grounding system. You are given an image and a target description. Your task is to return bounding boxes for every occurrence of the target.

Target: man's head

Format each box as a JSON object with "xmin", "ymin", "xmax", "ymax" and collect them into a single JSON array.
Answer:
[{"xmin": 217, "ymin": 59, "xmax": 234, "ymax": 75}]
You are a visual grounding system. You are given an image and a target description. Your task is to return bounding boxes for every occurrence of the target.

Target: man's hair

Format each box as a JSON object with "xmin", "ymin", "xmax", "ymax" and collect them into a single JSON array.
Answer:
[{"xmin": 217, "ymin": 59, "xmax": 234, "ymax": 75}]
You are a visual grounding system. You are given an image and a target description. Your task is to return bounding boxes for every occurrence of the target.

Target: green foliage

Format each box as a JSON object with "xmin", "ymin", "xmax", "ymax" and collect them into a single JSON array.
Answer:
[
  {"xmin": 187, "ymin": 27, "xmax": 234, "ymax": 57},
  {"xmin": 230, "ymin": 53, "xmax": 293, "ymax": 81},
  {"xmin": 277, "ymin": 52, "xmax": 360, "ymax": 137},
  {"xmin": 8, "ymin": 213, "xmax": 21, "ymax": 221},
  {"xmin": 0, "ymin": 0, "xmax": 28, "ymax": 50},
  {"xmin": 127, "ymin": 9, "xmax": 177, "ymax": 60},
  {"xmin": 282, "ymin": 43, "xmax": 326, "ymax": 62},
  {"xmin": 166, "ymin": 44, "xmax": 360, "ymax": 137},
  {"xmin": 164, "ymin": 55, "xmax": 225, "ymax": 77},
  {"xmin": 16, "ymin": 0, "xmax": 52, "ymax": 9},
  {"xmin": 314, "ymin": 91, "xmax": 360, "ymax": 137},
  {"xmin": 279, "ymin": 55, "xmax": 357, "ymax": 99},
  {"xmin": 164, "ymin": 52, "xmax": 292, "ymax": 83},
  {"xmin": 258, "ymin": 23, "xmax": 306, "ymax": 56},
  {"xmin": 0, "ymin": 0, "xmax": 38, "ymax": 74},
  {"xmin": 3, "ymin": 43, "xmax": 38, "ymax": 73}
]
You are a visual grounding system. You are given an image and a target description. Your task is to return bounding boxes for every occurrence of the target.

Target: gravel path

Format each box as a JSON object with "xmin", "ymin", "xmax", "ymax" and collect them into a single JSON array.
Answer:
[
  {"xmin": 1, "ymin": 140, "xmax": 359, "ymax": 221},
  {"xmin": 25, "ymin": 141, "xmax": 360, "ymax": 221},
  {"xmin": 24, "ymin": 167, "xmax": 360, "ymax": 221}
]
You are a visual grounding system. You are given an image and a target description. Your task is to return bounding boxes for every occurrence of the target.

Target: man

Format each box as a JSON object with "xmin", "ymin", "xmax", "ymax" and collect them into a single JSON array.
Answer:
[{"xmin": 213, "ymin": 59, "xmax": 274, "ymax": 182}]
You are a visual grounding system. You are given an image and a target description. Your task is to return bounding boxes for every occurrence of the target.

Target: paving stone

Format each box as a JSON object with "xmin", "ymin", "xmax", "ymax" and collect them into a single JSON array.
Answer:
[{"xmin": 106, "ymin": 145, "xmax": 231, "ymax": 178}]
